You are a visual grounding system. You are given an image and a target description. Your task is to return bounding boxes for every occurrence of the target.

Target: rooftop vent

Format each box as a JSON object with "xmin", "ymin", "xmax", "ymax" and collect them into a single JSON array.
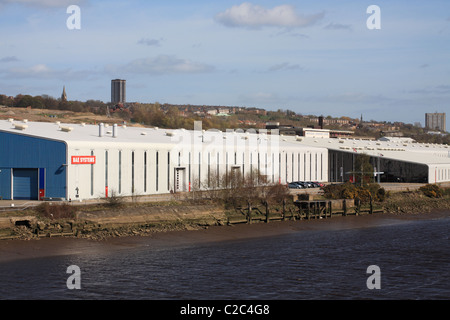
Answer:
[
  {"xmin": 14, "ymin": 124, "xmax": 28, "ymax": 130},
  {"xmin": 112, "ymin": 124, "xmax": 118, "ymax": 138},
  {"xmin": 60, "ymin": 126, "xmax": 73, "ymax": 133},
  {"xmin": 99, "ymin": 123, "xmax": 104, "ymax": 137}
]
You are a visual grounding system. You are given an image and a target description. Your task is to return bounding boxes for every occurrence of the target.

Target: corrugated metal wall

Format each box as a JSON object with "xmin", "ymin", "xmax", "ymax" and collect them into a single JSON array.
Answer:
[{"xmin": 0, "ymin": 132, "xmax": 67, "ymax": 200}]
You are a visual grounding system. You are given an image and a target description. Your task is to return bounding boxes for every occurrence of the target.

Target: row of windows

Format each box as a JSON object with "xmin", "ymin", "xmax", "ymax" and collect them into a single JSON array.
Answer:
[
  {"xmin": 437, "ymin": 168, "xmax": 450, "ymax": 182},
  {"xmin": 91, "ymin": 150, "xmax": 325, "ymax": 195},
  {"xmin": 98, "ymin": 150, "xmax": 172, "ymax": 195}
]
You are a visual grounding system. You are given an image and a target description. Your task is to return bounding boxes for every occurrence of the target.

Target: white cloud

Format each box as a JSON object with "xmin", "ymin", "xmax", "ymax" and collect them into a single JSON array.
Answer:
[
  {"xmin": 110, "ymin": 55, "xmax": 215, "ymax": 76},
  {"xmin": 215, "ymin": 2, "xmax": 324, "ymax": 29},
  {"xmin": 0, "ymin": 56, "xmax": 19, "ymax": 63},
  {"xmin": 3, "ymin": 64, "xmax": 55, "ymax": 78},
  {"xmin": 138, "ymin": 38, "xmax": 164, "ymax": 47},
  {"xmin": 0, "ymin": 63, "xmax": 96, "ymax": 80},
  {"xmin": 324, "ymin": 23, "xmax": 352, "ymax": 31}
]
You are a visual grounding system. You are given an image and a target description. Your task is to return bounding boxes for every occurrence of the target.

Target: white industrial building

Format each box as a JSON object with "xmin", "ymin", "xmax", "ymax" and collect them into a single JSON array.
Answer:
[
  {"xmin": 1, "ymin": 119, "xmax": 449, "ymax": 201},
  {"xmin": 289, "ymin": 135, "xmax": 450, "ymax": 184},
  {"xmin": 0, "ymin": 120, "xmax": 328, "ymax": 201}
]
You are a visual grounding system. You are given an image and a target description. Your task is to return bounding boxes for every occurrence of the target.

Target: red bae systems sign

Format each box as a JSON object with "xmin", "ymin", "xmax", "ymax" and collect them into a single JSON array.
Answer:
[{"xmin": 71, "ymin": 156, "xmax": 96, "ymax": 165}]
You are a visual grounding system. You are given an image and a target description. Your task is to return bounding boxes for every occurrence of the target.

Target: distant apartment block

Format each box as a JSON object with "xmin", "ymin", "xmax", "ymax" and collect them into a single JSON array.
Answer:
[
  {"xmin": 111, "ymin": 79, "xmax": 126, "ymax": 104},
  {"xmin": 425, "ymin": 113, "xmax": 446, "ymax": 132}
]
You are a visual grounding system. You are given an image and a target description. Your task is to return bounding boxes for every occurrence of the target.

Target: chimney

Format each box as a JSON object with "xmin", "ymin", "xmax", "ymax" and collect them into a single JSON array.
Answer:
[
  {"xmin": 99, "ymin": 123, "xmax": 104, "ymax": 137},
  {"xmin": 113, "ymin": 124, "xmax": 118, "ymax": 138}
]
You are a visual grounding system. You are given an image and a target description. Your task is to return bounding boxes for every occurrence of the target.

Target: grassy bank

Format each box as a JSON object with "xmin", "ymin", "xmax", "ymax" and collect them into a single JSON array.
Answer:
[{"xmin": 383, "ymin": 191, "xmax": 450, "ymax": 214}]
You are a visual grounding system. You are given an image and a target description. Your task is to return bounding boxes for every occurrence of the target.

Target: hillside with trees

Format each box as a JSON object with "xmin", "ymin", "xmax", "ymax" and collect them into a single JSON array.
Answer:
[{"xmin": 0, "ymin": 93, "xmax": 448, "ymax": 145}]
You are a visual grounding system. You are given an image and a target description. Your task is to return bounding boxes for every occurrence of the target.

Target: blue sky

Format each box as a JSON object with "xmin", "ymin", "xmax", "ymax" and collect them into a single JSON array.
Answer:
[{"xmin": 0, "ymin": 0, "xmax": 449, "ymax": 126}]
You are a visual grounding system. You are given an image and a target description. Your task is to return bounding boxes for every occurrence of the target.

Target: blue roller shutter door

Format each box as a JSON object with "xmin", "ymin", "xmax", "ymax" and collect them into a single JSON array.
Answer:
[{"xmin": 13, "ymin": 169, "xmax": 38, "ymax": 200}]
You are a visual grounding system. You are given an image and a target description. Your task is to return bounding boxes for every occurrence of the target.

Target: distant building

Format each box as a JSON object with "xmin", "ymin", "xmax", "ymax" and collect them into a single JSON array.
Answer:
[
  {"xmin": 265, "ymin": 122, "xmax": 331, "ymax": 138},
  {"xmin": 425, "ymin": 113, "xmax": 446, "ymax": 132},
  {"xmin": 111, "ymin": 79, "xmax": 126, "ymax": 104},
  {"xmin": 61, "ymin": 86, "xmax": 67, "ymax": 102},
  {"xmin": 302, "ymin": 128, "xmax": 330, "ymax": 139}
]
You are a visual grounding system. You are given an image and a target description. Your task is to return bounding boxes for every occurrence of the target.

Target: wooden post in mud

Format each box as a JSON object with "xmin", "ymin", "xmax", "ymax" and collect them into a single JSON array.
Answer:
[
  {"xmin": 306, "ymin": 203, "xmax": 310, "ymax": 220},
  {"xmin": 315, "ymin": 202, "xmax": 318, "ymax": 219},
  {"xmin": 298, "ymin": 202, "xmax": 303, "ymax": 220},
  {"xmin": 328, "ymin": 201, "xmax": 332, "ymax": 218},
  {"xmin": 265, "ymin": 201, "xmax": 269, "ymax": 223},
  {"xmin": 369, "ymin": 195, "xmax": 373, "ymax": 214},
  {"xmin": 356, "ymin": 198, "xmax": 361, "ymax": 216},
  {"xmin": 282, "ymin": 199, "xmax": 286, "ymax": 221},
  {"xmin": 343, "ymin": 199, "xmax": 347, "ymax": 216}
]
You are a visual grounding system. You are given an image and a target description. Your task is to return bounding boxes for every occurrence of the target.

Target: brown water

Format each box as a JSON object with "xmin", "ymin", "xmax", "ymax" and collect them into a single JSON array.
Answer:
[{"xmin": 0, "ymin": 213, "xmax": 449, "ymax": 300}]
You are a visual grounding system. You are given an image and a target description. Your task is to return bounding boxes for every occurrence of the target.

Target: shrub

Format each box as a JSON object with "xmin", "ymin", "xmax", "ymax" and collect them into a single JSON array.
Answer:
[
  {"xmin": 105, "ymin": 190, "xmax": 125, "ymax": 208},
  {"xmin": 356, "ymin": 187, "xmax": 371, "ymax": 203},
  {"xmin": 375, "ymin": 187, "xmax": 387, "ymax": 202},
  {"xmin": 322, "ymin": 182, "xmax": 387, "ymax": 203},
  {"xmin": 419, "ymin": 184, "xmax": 443, "ymax": 198},
  {"xmin": 35, "ymin": 202, "xmax": 77, "ymax": 220}
]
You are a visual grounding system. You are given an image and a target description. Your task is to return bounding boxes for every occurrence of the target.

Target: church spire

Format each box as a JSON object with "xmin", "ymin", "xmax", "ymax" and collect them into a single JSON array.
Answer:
[{"xmin": 61, "ymin": 86, "xmax": 67, "ymax": 102}]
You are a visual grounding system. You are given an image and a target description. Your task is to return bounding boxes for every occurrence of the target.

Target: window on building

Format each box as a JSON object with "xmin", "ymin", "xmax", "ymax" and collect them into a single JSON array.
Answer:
[
  {"xmin": 258, "ymin": 153, "xmax": 261, "ymax": 176},
  {"xmin": 144, "ymin": 152, "xmax": 147, "ymax": 193},
  {"xmin": 285, "ymin": 153, "xmax": 288, "ymax": 182},
  {"xmin": 304, "ymin": 153, "xmax": 306, "ymax": 181},
  {"xmin": 156, "ymin": 152, "xmax": 159, "ymax": 192},
  {"xmin": 291, "ymin": 154, "xmax": 295, "ymax": 181},
  {"xmin": 198, "ymin": 152, "xmax": 201, "ymax": 188},
  {"xmin": 208, "ymin": 153, "xmax": 211, "ymax": 188},
  {"xmin": 105, "ymin": 150, "xmax": 108, "ymax": 189},
  {"xmin": 188, "ymin": 152, "xmax": 191, "ymax": 190},
  {"xmin": 90, "ymin": 150, "xmax": 94, "ymax": 196},
  {"xmin": 250, "ymin": 153, "xmax": 253, "ymax": 177},
  {"xmin": 265, "ymin": 153, "xmax": 268, "ymax": 178},
  {"xmin": 315, "ymin": 153, "xmax": 318, "ymax": 181},
  {"xmin": 272, "ymin": 153, "xmax": 275, "ymax": 183},
  {"xmin": 279, "ymin": 154, "xmax": 281, "ymax": 183},
  {"xmin": 168, "ymin": 152, "xmax": 170, "ymax": 191},
  {"xmin": 217, "ymin": 152, "xmax": 220, "ymax": 182},
  {"xmin": 132, "ymin": 151, "xmax": 135, "ymax": 194},
  {"xmin": 320, "ymin": 153, "xmax": 323, "ymax": 181},
  {"xmin": 118, "ymin": 151, "xmax": 122, "ymax": 194},
  {"xmin": 242, "ymin": 153, "xmax": 245, "ymax": 177}
]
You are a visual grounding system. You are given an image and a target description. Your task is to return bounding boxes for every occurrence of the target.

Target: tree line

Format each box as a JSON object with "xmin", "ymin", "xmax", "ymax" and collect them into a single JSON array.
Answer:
[{"xmin": 0, "ymin": 94, "xmax": 107, "ymax": 115}]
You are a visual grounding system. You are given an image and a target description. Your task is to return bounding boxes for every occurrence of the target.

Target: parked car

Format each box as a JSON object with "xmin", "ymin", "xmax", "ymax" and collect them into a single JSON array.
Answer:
[
  {"xmin": 313, "ymin": 181, "xmax": 325, "ymax": 187},
  {"xmin": 288, "ymin": 182, "xmax": 304, "ymax": 189},
  {"xmin": 292, "ymin": 181, "xmax": 307, "ymax": 188},
  {"xmin": 301, "ymin": 181, "xmax": 314, "ymax": 188},
  {"xmin": 308, "ymin": 181, "xmax": 321, "ymax": 188}
]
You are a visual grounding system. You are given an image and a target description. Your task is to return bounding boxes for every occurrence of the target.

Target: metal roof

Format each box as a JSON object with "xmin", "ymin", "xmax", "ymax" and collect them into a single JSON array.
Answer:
[
  {"xmin": 1, "ymin": 119, "xmax": 448, "ymax": 167},
  {"xmin": 286, "ymin": 135, "xmax": 450, "ymax": 166},
  {"xmin": 0, "ymin": 119, "xmax": 320, "ymax": 151}
]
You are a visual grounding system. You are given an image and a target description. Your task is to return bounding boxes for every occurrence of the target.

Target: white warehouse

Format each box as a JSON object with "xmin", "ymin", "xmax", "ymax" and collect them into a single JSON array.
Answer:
[{"xmin": 0, "ymin": 120, "xmax": 328, "ymax": 201}]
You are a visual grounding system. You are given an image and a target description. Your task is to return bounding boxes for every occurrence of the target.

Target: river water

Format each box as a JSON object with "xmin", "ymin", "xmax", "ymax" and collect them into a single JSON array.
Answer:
[{"xmin": 0, "ymin": 214, "xmax": 449, "ymax": 301}]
